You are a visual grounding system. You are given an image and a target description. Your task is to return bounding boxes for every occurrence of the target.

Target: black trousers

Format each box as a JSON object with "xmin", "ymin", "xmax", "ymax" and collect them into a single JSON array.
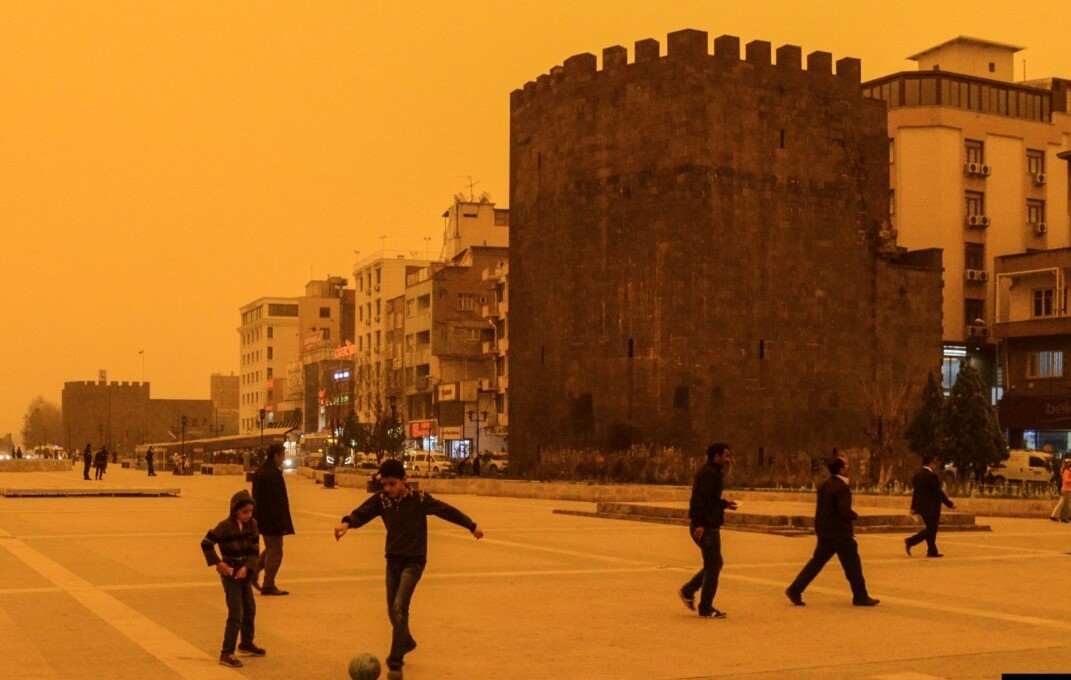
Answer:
[
  {"xmin": 788, "ymin": 535, "xmax": 869, "ymax": 602},
  {"xmin": 681, "ymin": 527, "xmax": 723, "ymax": 615},
  {"xmin": 906, "ymin": 513, "xmax": 940, "ymax": 555},
  {"xmin": 83, "ymin": 461, "xmax": 91, "ymax": 480}
]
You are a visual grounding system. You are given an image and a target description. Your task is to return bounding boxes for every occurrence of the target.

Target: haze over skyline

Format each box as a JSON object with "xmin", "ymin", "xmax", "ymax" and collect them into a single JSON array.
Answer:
[{"xmin": 3, "ymin": 0, "xmax": 1069, "ymax": 445}]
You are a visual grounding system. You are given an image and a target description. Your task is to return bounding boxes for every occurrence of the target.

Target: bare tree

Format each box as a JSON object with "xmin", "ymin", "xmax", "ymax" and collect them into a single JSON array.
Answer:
[
  {"xmin": 21, "ymin": 396, "xmax": 62, "ymax": 449},
  {"xmin": 861, "ymin": 376, "xmax": 915, "ymax": 487}
]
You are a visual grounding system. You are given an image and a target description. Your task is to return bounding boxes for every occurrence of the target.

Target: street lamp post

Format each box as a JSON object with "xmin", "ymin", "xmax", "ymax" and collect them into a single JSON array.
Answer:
[
  {"xmin": 180, "ymin": 415, "xmax": 187, "ymax": 461},
  {"xmin": 466, "ymin": 409, "xmax": 489, "ymax": 462},
  {"xmin": 258, "ymin": 408, "xmax": 266, "ymax": 457}
]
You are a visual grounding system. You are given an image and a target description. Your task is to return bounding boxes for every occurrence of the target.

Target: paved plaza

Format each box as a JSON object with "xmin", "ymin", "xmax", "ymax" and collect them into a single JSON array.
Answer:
[{"xmin": 1, "ymin": 467, "xmax": 1070, "ymax": 679}]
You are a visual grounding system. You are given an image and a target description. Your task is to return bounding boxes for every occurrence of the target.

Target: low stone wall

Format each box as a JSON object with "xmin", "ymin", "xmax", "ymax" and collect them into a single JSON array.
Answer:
[
  {"xmin": 200, "ymin": 464, "xmax": 245, "ymax": 475},
  {"xmin": 0, "ymin": 460, "xmax": 71, "ymax": 473},
  {"xmin": 295, "ymin": 469, "xmax": 1056, "ymax": 518}
]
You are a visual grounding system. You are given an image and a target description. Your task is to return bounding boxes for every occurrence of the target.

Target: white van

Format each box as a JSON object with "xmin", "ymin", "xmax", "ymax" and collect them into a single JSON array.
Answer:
[{"xmin": 987, "ymin": 450, "xmax": 1053, "ymax": 485}]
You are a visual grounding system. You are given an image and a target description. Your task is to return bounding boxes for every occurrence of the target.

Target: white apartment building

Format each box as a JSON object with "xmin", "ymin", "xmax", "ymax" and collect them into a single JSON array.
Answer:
[
  {"xmin": 863, "ymin": 36, "xmax": 1071, "ymax": 393},
  {"xmin": 237, "ymin": 297, "xmax": 300, "ymax": 433},
  {"xmin": 353, "ymin": 252, "xmax": 430, "ymax": 425}
]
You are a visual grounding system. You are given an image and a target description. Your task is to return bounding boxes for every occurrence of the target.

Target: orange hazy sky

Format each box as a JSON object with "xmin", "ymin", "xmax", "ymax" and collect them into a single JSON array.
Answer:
[{"xmin": 2, "ymin": 1, "xmax": 1069, "ymax": 445}]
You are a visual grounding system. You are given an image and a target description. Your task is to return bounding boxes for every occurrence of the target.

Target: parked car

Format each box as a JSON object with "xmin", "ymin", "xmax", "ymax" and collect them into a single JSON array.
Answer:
[
  {"xmin": 405, "ymin": 452, "xmax": 454, "ymax": 477},
  {"xmin": 485, "ymin": 452, "xmax": 509, "ymax": 475},
  {"xmin": 986, "ymin": 449, "xmax": 1053, "ymax": 485}
]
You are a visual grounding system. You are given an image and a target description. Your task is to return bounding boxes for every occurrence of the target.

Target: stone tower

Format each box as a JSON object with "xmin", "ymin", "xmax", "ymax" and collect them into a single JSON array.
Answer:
[{"xmin": 508, "ymin": 29, "xmax": 943, "ymax": 480}]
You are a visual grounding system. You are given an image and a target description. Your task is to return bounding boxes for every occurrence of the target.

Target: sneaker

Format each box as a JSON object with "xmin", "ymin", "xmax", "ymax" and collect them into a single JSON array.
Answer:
[
  {"xmin": 903, "ymin": 538, "xmax": 912, "ymax": 556},
  {"xmin": 698, "ymin": 608, "xmax": 727, "ymax": 619},
  {"xmin": 260, "ymin": 586, "xmax": 289, "ymax": 596},
  {"xmin": 218, "ymin": 654, "xmax": 243, "ymax": 668},
  {"xmin": 677, "ymin": 589, "xmax": 695, "ymax": 611},
  {"xmin": 237, "ymin": 642, "xmax": 266, "ymax": 656},
  {"xmin": 852, "ymin": 597, "xmax": 880, "ymax": 607},
  {"xmin": 1051, "ymin": 516, "xmax": 1060, "ymax": 522}
]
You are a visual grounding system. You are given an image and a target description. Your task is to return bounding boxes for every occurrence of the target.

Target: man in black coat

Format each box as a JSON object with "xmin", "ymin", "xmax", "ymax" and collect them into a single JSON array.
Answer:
[
  {"xmin": 252, "ymin": 444, "xmax": 295, "ymax": 596},
  {"xmin": 678, "ymin": 443, "xmax": 737, "ymax": 619},
  {"xmin": 905, "ymin": 454, "xmax": 955, "ymax": 558},
  {"xmin": 786, "ymin": 457, "xmax": 879, "ymax": 607},
  {"xmin": 82, "ymin": 443, "xmax": 92, "ymax": 480}
]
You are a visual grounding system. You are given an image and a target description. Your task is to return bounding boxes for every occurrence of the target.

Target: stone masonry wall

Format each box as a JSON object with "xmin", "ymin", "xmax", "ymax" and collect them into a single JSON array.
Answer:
[{"xmin": 508, "ymin": 29, "xmax": 943, "ymax": 481}]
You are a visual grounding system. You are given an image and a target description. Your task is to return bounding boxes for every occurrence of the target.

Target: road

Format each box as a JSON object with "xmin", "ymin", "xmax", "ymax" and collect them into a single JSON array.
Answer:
[{"xmin": 1, "ymin": 467, "xmax": 1069, "ymax": 679}]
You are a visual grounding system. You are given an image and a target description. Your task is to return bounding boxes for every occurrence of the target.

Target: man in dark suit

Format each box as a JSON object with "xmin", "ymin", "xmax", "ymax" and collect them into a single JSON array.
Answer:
[
  {"xmin": 785, "ymin": 457, "xmax": 879, "ymax": 607},
  {"xmin": 252, "ymin": 443, "xmax": 295, "ymax": 596},
  {"xmin": 678, "ymin": 443, "xmax": 737, "ymax": 619},
  {"xmin": 905, "ymin": 455, "xmax": 955, "ymax": 558}
]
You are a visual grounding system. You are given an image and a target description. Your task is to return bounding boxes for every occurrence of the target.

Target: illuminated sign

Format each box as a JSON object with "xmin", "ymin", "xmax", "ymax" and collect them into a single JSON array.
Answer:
[
  {"xmin": 439, "ymin": 426, "xmax": 463, "ymax": 439},
  {"xmin": 408, "ymin": 420, "xmax": 435, "ymax": 437},
  {"xmin": 334, "ymin": 342, "xmax": 356, "ymax": 359},
  {"xmin": 438, "ymin": 382, "xmax": 458, "ymax": 401},
  {"xmin": 333, "ymin": 370, "xmax": 351, "ymax": 381}
]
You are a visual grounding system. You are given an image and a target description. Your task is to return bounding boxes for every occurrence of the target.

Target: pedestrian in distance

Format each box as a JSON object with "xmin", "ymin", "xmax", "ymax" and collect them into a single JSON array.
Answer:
[
  {"xmin": 334, "ymin": 458, "xmax": 484, "ymax": 680},
  {"xmin": 678, "ymin": 443, "xmax": 737, "ymax": 619},
  {"xmin": 785, "ymin": 456, "xmax": 879, "ymax": 607},
  {"xmin": 472, "ymin": 452, "xmax": 481, "ymax": 477},
  {"xmin": 93, "ymin": 446, "xmax": 108, "ymax": 480},
  {"xmin": 82, "ymin": 443, "xmax": 92, "ymax": 480},
  {"xmin": 200, "ymin": 489, "xmax": 265, "ymax": 668},
  {"xmin": 1049, "ymin": 460, "xmax": 1071, "ymax": 523},
  {"xmin": 252, "ymin": 443, "xmax": 294, "ymax": 596},
  {"xmin": 146, "ymin": 445, "xmax": 157, "ymax": 476},
  {"xmin": 905, "ymin": 455, "xmax": 956, "ymax": 557}
]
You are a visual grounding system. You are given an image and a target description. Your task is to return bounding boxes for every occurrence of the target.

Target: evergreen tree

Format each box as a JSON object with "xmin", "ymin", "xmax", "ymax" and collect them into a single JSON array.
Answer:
[
  {"xmin": 905, "ymin": 371, "xmax": 945, "ymax": 464},
  {"xmin": 942, "ymin": 363, "xmax": 1008, "ymax": 482}
]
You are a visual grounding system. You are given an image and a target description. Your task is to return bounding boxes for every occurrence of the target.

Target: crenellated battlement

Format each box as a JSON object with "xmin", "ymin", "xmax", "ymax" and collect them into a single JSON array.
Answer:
[{"xmin": 510, "ymin": 28, "xmax": 862, "ymax": 109}]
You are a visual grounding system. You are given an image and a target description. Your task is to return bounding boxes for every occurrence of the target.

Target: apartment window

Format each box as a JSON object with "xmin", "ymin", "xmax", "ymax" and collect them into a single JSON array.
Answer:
[
  {"xmin": 267, "ymin": 326, "xmax": 273, "ymax": 339},
  {"xmin": 458, "ymin": 327, "xmax": 480, "ymax": 343},
  {"xmin": 988, "ymin": 62, "xmax": 996, "ymax": 73},
  {"xmin": 406, "ymin": 300, "xmax": 414, "ymax": 317},
  {"xmin": 1033, "ymin": 289, "xmax": 1055, "ymax": 317},
  {"xmin": 458, "ymin": 293, "xmax": 475, "ymax": 311},
  {"xmin": 888, "ymin": 138, "xmax": 895, "ymax": 164},
  {"xmin": 266, "ymin": 368, "xmax": 273, "ymax": 379},
  {"xmin": 267, "ymin": 347, "xmax": 273, "ymax": 360},
  {"xmin": 321, "ymin": 328, "xmax": 330, "ymax": 340},
  {"xmin": 889, "ymin": 190, "xmax": 895, "ymax": 221},
  {"xmin": 319, "ymin": 307, "xmax": 331, "ymax": 318},
  {"xmin": 1027, "ymin": 149, "xmax": 1045, "ymax": 175},
  {"xmin": 965, "ymin": 139, "xmax": 984, "ymax": 164},
  {"xmin": 964, "ymin": 299, "xmax": 985, "ymax": 326},
  {"xmin": 964, "ymin": 243, "xmax": 985, "ymax": 270},
  {"xmin": 965, "ymin": 191, "xmax": 985, "ymax": 217},
  {"xmin": 1027, "ymin": 199, "xmax": 1045, "ymax": 225},
  {"xmin": 1028, "ymin": 350, "xmax": 1064, "ymax": 378}
]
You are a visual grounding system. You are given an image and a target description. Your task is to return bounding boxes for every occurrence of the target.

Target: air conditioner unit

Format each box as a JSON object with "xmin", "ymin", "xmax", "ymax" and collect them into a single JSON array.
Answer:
[
  {"xmin": 967, "ymin": 214, "xmax": 990, "ymax": 228},
  {"xmin": 965, "ymin": 162, "xmax": 981, "ymax": 175},
  {"xmin": 1034, "ymin": 222, "xmax": 1048, "ymax": 235},
  {"xmin": 979, "ymin": 270, "xmax": 990, "ymax": 282},
  {"xmin": 964, "ymin": 269, "xmax": 982, "ymax": 282},
  {"xmin": 478, "ymin": 378, "xmax": 495, "ymax": 391},
  {"xmin": 980, "ymin": 164, "xmax": 991, "ymax": 176},
  {"xmin": 967, "ymin": 324, "xmax": 990, "ymax": 339},
  {"xmin": 1034, "ymin": 172, "xmax": 1047, "ymax": 186}
]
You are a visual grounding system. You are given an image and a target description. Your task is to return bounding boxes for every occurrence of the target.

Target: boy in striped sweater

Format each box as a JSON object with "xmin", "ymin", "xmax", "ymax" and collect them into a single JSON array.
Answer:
[
  {"xmin": 201, "ymin": 489, "xmax": 264, "ymax": 668},
  {"xmin": 334, "ymin": 459, "xmax": 484, "ymax": 680}
]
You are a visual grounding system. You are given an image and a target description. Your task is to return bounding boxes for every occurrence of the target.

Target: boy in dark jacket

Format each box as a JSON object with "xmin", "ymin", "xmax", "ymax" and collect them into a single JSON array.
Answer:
[
  {"xmin": 334, "ymin": 458, "xmax": 484, "ymax": 680},
  {"xmin": 201, "ymin": 489, "xmax": 265, "ymax": 668}
]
